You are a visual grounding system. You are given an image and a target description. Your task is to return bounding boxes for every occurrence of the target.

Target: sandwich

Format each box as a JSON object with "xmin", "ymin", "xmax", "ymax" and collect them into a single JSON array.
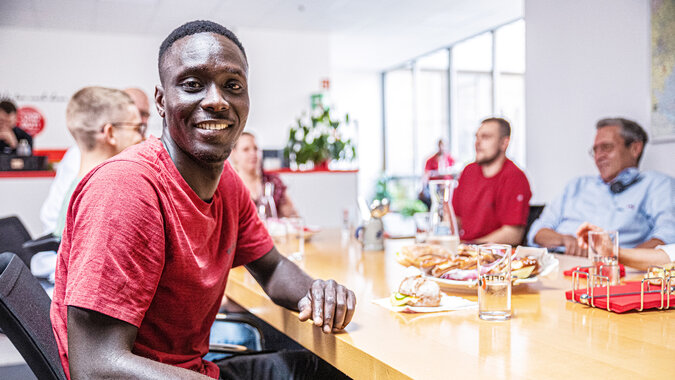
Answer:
[
  {"xmin": 396, "ymin": 244, "xmax": 453, "ymax": 269},
  {"xmin": 390, "ymin": 274, "xmax": 442, "ymax": 307},
  {"xmin": 511, "ymin": 257, "xmax": 539, "ymax": 279}
]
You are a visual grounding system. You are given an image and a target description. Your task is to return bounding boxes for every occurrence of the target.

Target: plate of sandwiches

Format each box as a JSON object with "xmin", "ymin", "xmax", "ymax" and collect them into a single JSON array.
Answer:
[{"xmin": 395, "ymin": 243, "xmax": 559, "ymax": 291}]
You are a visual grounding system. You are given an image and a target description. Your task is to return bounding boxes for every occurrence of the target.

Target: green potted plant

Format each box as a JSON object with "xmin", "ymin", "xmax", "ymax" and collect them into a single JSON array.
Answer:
[{"xmin": 283, "ymin": 106, "xmax": 356, "ymax": 170}]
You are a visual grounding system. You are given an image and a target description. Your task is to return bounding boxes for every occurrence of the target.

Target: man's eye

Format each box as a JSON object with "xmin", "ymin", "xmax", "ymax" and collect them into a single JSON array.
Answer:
[
  {"xmin": 226, "ymin": 82, "xmax": 243, "ymax": 90},
  {"xmin": 181, "ymin": 81, "xmax": 203, "ymax": 91}
]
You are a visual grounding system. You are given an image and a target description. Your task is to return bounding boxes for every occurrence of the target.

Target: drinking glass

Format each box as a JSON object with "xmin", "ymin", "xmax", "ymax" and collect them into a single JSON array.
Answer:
[
  {"xmin": 282, "ymin": 217, "xmax": 305, "ymax": 262},
  {"xmin": 427, "ymin": 179, "xmax": 460, "ymax": 253},
  {"xmin": 588, "ymin": 230, "xmax": 620, "ymax": 286},
  {"xmin": 266, "ymin": 218, "xmax": 287, "ymax": 249},
  {"xmin": 413, "ymin": 212, "xmax": 430, "ymax": 243},
  {"xmin": 477, "ymin": 244, "xmax": 512, "ymax": 321}
]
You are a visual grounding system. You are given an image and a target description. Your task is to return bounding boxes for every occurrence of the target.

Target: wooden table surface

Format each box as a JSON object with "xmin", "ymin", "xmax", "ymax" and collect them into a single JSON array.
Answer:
[{"xmin": 225, "ymin": 230, "xmax": 674, "ymax": 380}]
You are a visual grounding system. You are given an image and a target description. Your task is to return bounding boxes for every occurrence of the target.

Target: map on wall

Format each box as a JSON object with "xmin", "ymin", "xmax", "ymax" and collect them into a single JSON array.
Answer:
[{"xmin": 651, "ymin": 0, "xmax": 675, "ymax": 142}]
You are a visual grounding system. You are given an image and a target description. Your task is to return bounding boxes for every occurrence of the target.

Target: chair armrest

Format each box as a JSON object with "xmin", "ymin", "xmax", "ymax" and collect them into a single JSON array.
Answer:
[
  {"xmin": 22, "ymin": 235, "xmax": 60, "ymax": 255},
  {"xmin": 208, "ymin": 342, "xmax": 251, "ymax": 354}
]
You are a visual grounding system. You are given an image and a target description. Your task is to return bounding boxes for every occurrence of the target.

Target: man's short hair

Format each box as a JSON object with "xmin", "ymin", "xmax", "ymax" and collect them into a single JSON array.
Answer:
[
  {"xmin": 66, "ymin": 87, "xmax": 134, "ymax": 151},
  {"xmin": 596, "ymin": 117, "xmax": 648, "ymax": 163},
  {"xmin": 482, "ymin": 117, "xmax": 511, "ymax": 138},
  {"xmin": 158, "ymin": 20, "xmax": 247, "ymax": 75},
  {"xmin": 0, "ymin": 99, "xmax": 17, "ymax": 114}
]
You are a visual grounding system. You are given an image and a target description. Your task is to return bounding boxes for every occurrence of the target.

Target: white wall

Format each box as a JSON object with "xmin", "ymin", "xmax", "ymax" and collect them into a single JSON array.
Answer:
[
  {"xmin": 0, "ymin": 27, "xmax": 162, "ymax": 148},
  {"xmin": 0, "ymin": 26, "xmax": 330, "ymax": 150},
  {"xmin": 525, "ymin": 0, "xmax": 675, "ymax": 204},
  {"xmin": 0, "ymin": 26, "xmax": 331, "ymax": 235}
]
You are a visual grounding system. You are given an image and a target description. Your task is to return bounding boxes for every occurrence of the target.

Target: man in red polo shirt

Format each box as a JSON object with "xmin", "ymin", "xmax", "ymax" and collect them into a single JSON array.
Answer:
[
  {"xmin": 452, "ymin": 118, "xmax": 532, "ymax": 245},
  {"xmin": 50, "ymin": 20, "xmax": 355, "ymax": 380}
]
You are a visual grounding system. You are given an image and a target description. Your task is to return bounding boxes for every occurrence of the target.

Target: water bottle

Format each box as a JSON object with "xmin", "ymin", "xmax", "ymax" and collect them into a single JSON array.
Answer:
[
  {"xmin": 258, "ymin": 182, "xmax": 278, "ymax": 220},
  {"xmin": 16, "ymin": 139, "xmax": 32, "ymax": 157}
]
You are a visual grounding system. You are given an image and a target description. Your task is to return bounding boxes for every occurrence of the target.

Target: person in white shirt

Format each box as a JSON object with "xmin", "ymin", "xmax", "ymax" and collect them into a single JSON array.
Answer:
[{"xmin": 39, "ymin": 87, "xmax": 151, "ymax": 234}]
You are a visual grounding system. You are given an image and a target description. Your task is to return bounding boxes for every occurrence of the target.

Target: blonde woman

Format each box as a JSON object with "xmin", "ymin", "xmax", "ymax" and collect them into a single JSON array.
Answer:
[{"xmin": 230, "ymin": 132, "xmax": 299, "ymax": 218}]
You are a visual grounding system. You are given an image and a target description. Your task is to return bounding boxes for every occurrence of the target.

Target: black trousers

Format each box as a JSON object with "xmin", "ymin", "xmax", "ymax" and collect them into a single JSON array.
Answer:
[{"xmin": 215, "ymin": 349, "xmax": 350, "ymax": 380}]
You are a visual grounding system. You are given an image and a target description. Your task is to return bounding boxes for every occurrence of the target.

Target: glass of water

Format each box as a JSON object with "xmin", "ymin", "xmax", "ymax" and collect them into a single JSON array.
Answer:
[
  {"xmin": 413, "ymin": 212, "xmax": 430, "ymax": 243},
  {"xmin": 588, "ymin": 230, "xmax": 620, "ymax": 286},
  {"xmin": 282, "ymin": 217, "xmax": 305, "ymax": 262},
  {"xmin": 477, "ymin": 244, "xmax": 512, "ymax": 321}
]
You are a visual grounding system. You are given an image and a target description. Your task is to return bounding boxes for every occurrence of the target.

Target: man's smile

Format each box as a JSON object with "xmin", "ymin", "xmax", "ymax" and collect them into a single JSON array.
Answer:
[{"xmin": 195, "ymin": 121, "xmax": 233, "ymax": 130}]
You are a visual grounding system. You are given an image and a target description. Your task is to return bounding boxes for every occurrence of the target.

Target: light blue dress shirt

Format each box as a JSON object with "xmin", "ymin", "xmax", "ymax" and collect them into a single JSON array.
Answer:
[{"xmin": 528, "ymin": 168, "xmax": 675, "ymax": 249}]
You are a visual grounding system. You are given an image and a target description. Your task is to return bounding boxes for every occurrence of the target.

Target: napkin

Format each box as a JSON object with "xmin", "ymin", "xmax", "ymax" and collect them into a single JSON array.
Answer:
[
  {"xmin": 565, "ymin": 281, "xmax": 674, "ymax": 313},
  {"xmin": 372, "ymin": 294, "xmax": 477, "ymax": 313}
]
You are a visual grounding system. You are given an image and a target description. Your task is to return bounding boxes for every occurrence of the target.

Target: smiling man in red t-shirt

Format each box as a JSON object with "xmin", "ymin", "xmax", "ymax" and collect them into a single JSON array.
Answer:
[
  {"xmin": 452, "ymin": 118, "xmax": 532, "ymax": 245},
  {"xmin": 50, "ymin": 20, "xmax": 355, "ymax": 380}
]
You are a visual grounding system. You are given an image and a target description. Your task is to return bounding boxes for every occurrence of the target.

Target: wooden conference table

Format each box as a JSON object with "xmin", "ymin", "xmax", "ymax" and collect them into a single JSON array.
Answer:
[{"xmin": 225, "ymin": 230, "xmax": 674, "ymax": 380}]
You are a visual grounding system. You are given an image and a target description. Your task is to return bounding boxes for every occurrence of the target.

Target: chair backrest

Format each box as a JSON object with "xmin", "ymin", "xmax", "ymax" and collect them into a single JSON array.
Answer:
[
  {"xmin": 0, "ymin": 252, "xmax": 66, "ymax": 380},
  {"xmin": 0, "ymin": 216, "xmax": 33, "ymax": 268},
  {"xmin": 522, "ymin": 205, "xmax": 545, "ymax": 245}
]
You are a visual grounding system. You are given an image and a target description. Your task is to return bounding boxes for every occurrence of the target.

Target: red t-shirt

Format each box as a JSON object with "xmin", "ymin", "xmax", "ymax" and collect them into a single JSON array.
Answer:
[
  {"xmin": 50, "ymin": 137, "xmax": 274, "ymax": 379},
  {"xmin": 452, "ymin": 159, "xmax": 532, "ymax": 241},
  {"xmin": 424, "ymin": 153, "xmax": 455, "ymax": 172}
]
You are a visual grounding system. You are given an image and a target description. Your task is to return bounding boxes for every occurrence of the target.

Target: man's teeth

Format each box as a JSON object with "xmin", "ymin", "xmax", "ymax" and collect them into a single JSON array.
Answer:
[{"xmin": 197, "ymin": 123, "xmax": 230, "ymax": 130}]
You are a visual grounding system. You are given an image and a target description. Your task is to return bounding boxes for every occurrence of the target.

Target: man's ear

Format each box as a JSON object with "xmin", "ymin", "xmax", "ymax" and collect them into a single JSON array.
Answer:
[
  {"xmin": 629, "ymin": 141, "xmax": 643, "ymax": 163},
  {"xmin": 155, "ymin": 85, "xmax": 165, "ymax": 118},
  {"xmin": 500, "ymin": 136, "xmax": 510, "ymax": 152},
  {"xmin": 101, "ymin": 123, "xmax": 117, "ymax": 146}
]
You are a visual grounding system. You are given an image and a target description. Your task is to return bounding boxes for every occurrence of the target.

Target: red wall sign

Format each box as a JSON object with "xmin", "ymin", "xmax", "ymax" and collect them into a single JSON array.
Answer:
[{"xmin": 16, "ymin": 106, "xmax": 46, "ymax": 136}]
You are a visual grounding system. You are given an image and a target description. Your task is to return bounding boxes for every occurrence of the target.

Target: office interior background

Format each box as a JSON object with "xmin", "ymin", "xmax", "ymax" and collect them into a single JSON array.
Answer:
[{"xmin": 1, "ymin": 0, "xmax": 674, "ymax": 236}]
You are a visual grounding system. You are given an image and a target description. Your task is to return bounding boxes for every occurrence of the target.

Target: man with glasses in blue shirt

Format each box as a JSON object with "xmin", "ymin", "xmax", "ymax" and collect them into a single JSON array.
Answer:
[{"xmin": 528, "ymin": 118, "xmax": 675, "ymax": 256}]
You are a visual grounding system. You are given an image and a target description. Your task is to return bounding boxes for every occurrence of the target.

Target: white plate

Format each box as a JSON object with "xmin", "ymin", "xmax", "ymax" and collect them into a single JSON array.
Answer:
[
  {"xmin": 424, "ymin": 246, "xmax": 559, "ymax": 292},
  {"xmin": 372, "ymin": 294, "xmax": 477, "ymax": 313}
]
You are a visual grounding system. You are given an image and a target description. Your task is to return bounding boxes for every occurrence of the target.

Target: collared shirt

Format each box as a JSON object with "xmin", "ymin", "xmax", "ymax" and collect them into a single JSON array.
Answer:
[{"xmin": 528, "ymin": 168, "xmax": 675, "ymax": 248}]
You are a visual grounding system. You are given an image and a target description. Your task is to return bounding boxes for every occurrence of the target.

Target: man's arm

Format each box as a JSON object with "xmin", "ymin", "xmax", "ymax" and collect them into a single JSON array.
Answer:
[
  {"xmin": 618, "ymin": 248, "xmax": 670, "ymax": 271},
  {"xmin": 245, "ymin": 248, "xmax": 356, "ymax": 334},
  {"xmin": 636, "ymin": 238, "xmax": 665, "ymax": 249},
  {"xmin": 534, "ymin": 228, "xmax": 583, "ymax": 256},
  {"xmin": 473, "ymin": 225, "xmax": 525, "ymax": 246},
  {"xmin": 67, "ymin": 306, "xmax": 210, "ymax": 380}
]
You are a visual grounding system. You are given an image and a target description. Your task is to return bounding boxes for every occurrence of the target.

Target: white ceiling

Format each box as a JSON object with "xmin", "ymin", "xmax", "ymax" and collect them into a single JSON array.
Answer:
[{"xmin": 0, "ymin": 0, "xmax": 523, "ymax": 69}]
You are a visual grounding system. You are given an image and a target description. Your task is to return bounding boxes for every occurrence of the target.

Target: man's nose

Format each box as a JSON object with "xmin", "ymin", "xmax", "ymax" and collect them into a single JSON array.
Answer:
[{"xmin": 201, "ymin": 84, "xmax": 230, "ymax": 112}]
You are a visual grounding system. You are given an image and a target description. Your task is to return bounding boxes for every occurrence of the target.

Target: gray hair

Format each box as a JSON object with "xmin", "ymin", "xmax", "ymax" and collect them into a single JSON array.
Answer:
[
  {"xmin": 66, "ymin": 87, "xmax": 134, "ymax": 151},
  {"xmin": 596, "ymin": 117, "xmax": 648, "ymax": 164}
]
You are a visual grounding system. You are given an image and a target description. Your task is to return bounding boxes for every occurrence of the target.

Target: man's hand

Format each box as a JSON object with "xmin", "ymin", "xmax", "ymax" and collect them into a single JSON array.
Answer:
[
  {"xmin": 575, "ymin": 222, "xmax": 603, "ymax": 250},
  {"xmin": 297, "ymin": 279, "xmax": 356, "ymax": 334},
  {"xmin": 0, "ymin": 130, "xmax": 17, "ymax": 148},
  {"xmin": 561, "ymin": 234, "xmax": 584, "ymax": 256}
]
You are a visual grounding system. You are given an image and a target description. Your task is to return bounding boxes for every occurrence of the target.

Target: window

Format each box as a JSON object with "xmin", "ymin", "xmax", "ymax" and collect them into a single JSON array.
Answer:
[{"xmin": 382, "ymin": 19, "xmax": 526, "ymax": 175}]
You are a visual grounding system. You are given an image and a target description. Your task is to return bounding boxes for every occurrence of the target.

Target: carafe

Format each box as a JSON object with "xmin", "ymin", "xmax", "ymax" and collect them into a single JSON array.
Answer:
[{"xmin": 428, "ymin": 179, "xmax": 460, "ymax": 253}]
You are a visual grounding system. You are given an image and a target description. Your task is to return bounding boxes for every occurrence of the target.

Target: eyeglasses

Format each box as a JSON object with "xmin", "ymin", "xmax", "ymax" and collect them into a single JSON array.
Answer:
[
  {"xmin": 588, "ymin": 143, "xmax": 615, "ymax": 157},
  {"xmin": 106, "ymin": 122, "xmax": 147, "ymax": 137}
]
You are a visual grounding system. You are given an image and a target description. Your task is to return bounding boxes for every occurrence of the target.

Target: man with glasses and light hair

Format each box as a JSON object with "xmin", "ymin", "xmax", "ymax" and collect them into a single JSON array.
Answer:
[
  {"xmin": 529, "ymin": 117, "xmax": 675, "ymax": 256},
  {"xmin": 39, "ymin": 87, "xmax": 152, "ymax": 234},
  {"xmin": 52, "ymin": 86, "xmax": 145, "ymax": 237}
]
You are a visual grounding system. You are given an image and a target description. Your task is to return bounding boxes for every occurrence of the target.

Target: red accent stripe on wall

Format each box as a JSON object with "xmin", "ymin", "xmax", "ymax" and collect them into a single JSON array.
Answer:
[{"xmin": 33, "ymin": 149, "xmax": 68, "ymax": 163}]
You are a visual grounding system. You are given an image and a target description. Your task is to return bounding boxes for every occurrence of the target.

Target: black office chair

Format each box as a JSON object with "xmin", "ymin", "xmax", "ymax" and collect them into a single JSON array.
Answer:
[
  {"xmin": 522, "ymin": 205, "xmax": 545, "ymax": 245},
  {"xmin": 0, "ymin": 216, "xmax": 34, "ymax": 268},
  {"xmin": 0, "ymin": 252, "xmax": 66, "ymax": 380}
]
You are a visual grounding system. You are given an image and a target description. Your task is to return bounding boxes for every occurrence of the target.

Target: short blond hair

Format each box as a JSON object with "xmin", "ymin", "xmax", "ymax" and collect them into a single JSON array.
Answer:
[{"xmin": 66, "ymin": 87, "xmax": 134, "ymax": 151}]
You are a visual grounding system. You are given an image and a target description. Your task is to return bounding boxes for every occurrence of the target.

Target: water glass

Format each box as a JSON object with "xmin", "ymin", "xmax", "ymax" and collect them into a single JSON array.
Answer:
[
  {"xmin": 282, "ymin": 217, "xmax": 305, "ymax": 262},
  {"xmin": 588, "ymin": 230, "xmax": 620, "ymax": 286},
  {"xmin": 266, "ymin": 218, "xmax": 287, "ymax": 248},
  {"xmin": 477, "ymin": 244, "xmax": 512, "ymax": 321},
  {"xmin": 413, "ymin": 212, "xmax": 430, "ymax": 243}
]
